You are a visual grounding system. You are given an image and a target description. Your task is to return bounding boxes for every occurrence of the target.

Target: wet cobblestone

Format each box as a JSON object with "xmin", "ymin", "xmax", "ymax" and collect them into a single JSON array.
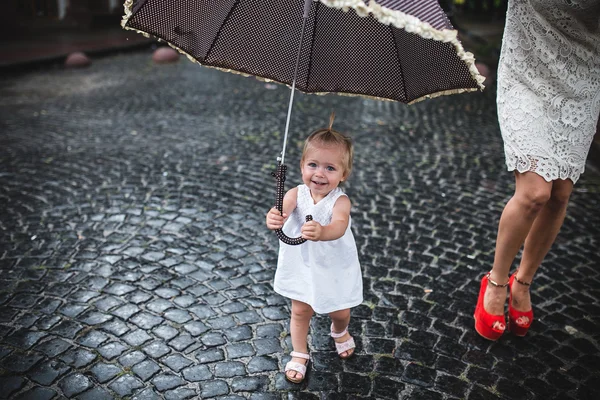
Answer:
[{"xmin": 0, "ymin": 50, "xmax": 599, "ymax": 399}]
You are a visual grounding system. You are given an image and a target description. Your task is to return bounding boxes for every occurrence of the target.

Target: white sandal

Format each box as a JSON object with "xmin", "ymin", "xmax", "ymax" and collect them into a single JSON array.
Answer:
[
  {"xmin": 284, "ymin": 351, "xmax": 310, "ymax": 383},
  {"xmin": 330, "ymin": 323, "xmax": 355, "ymax": 359}
]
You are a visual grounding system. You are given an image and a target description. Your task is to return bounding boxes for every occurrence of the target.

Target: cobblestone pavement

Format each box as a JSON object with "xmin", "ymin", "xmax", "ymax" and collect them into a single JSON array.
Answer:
[{"xmin": 1, "ymin": 51, "xmax": 599, "ymax": 400}]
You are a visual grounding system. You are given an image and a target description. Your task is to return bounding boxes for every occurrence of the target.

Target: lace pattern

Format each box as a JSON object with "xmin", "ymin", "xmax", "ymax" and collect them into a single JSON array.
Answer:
[{"xmin": 496, "ymin": 0, "xmax": 600, "ymax": 183}]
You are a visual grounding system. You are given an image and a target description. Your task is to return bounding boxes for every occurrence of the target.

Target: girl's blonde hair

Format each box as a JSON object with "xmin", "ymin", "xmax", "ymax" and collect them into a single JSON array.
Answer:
[{"xmin": 300, "ymin": 112, "xmax": 354, "ymax": 178}]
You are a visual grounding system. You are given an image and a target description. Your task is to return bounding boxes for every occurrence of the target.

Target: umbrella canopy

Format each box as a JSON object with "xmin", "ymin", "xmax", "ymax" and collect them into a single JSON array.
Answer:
[{"xmin": 122, "ymin": 0, "xmax": 485, "ymax": 104}]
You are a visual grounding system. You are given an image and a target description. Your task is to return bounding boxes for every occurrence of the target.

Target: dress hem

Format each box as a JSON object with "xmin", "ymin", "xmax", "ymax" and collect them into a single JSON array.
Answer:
[
  {"xmin": 505, "ymin": 165, "xmax": 579, "ymax": 184},
  {"xmin": 274, "ymin": 285, "xmax": 363, "ymax": 315}
]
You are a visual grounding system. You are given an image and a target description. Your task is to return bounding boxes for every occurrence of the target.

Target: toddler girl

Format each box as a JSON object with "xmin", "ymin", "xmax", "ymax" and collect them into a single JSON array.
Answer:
[{"xmin": 265, "ymin": 114, "xmax": 363, "ymax": 383}]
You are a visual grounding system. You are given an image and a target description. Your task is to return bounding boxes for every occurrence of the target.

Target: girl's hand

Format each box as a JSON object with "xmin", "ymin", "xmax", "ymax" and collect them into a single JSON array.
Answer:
[
  {"xmin": 301, "ymin": 220, "xmax": 323, "ymax": 241},
  {"xmin": 266, "ymin": 207, "xmax": 287, "ymax": 230}
]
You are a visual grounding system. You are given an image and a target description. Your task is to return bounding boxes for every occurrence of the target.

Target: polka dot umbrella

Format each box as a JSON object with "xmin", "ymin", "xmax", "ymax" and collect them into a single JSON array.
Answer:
[{"xmin": 122, "ymin": 0, "xmax": 485, "ymax": 245}]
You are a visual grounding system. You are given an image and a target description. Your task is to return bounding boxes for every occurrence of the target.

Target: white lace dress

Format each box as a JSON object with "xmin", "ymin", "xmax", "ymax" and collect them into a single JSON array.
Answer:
[
  {"xmin": 273, "ymin": 185, "xmax": 363, "ymax": 314},
  {"xmin": 496, "ymin": 0, "xmax": 600, "ymax": 183}
]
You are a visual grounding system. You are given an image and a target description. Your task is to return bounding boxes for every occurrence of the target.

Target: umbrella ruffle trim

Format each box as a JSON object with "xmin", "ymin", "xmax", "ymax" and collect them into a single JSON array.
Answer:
[
  {"xmin": 121, "ymin": 0, "xmax": 484, "ymax": 103},
  {"xmin": 320, "ymin": 0, "xmax": 486, "ymax": 91},
  {"xmin": 121, "ymin": 0, "xmax": 134, "ymax": 30}
]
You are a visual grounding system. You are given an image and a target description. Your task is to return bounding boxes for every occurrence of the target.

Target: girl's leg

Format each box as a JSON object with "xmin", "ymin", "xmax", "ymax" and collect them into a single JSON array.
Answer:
[
  {"xmin": 511, "ymin": 178, "xmax": 573, "ymax": 310},
  {"xmin": 485, "ymin": 172, "xmax": 552, "ymax": 315},
  {"xmin": 288, "ymin": 300, "xmax": 313, "ymax": 380},
  {"xmin": 329, "ymin": 308, "xmax": 353, "ymax": 357}
]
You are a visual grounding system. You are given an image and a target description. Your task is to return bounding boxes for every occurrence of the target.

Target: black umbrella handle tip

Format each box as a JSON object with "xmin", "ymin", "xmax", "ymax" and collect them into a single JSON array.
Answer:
[{"xmin": 272, "ymin": 163, "xmax": 312, "ymax": 246}]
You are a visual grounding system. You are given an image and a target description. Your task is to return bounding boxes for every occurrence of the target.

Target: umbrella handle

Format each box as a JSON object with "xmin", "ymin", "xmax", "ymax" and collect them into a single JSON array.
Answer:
[{"xmin": 272, "ymin": 163, "xmax": 312, "ymax": 245}]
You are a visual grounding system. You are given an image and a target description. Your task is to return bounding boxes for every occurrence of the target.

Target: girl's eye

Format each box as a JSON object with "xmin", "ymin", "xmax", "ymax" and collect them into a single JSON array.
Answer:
[
  {"xmin": 326, "ymin": 166, "xmax": 336, "ymax": 171},
  {"xmin": 308, "ymin": 163, "xmax": 317, "ymax": 167}
]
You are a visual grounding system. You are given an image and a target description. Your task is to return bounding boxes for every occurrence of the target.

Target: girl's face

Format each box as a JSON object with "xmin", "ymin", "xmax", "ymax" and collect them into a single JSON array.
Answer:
[{"xmin": 301, "ymin": 143, "xmax": 348, "ymax": 201}]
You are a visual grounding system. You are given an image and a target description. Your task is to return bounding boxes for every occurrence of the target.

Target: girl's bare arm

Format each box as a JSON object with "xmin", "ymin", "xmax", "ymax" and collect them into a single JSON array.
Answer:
[{"xmin": 301, "ymin": 195, "xmax": 350, "ymax": 241}]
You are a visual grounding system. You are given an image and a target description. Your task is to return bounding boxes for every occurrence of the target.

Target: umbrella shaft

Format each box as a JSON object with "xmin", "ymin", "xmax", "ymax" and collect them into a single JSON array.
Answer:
[{"xmin": 281, "ymin": 0, "xmax": 312, "ymax": 164}]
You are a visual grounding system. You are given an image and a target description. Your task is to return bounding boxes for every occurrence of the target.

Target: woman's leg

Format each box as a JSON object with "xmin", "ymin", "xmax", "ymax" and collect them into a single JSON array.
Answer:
[
  {"xmin": 288, "ymin": 300, "xmax": 313, "ymax": 380},
  {"xmin": 485, "ymin": 172, "xmax": 552, "ymax": 315},
  {"xmin": 511, "ymin": 178, "xmax": 573, "ymax": 310},
  {"xmin": 329, "ymin": 308, "xmax": 353, "ymax": 357}
]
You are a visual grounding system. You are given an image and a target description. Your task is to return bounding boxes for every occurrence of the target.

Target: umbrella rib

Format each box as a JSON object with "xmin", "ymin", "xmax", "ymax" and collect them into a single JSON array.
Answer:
[
  {"xmin": 204, "ymin": 0, "xmax": 241, "ymax": 63},
  {"xmin": 132, "ymin": 0, "xmax": 146, "ymax": 14},
  {"xmin": 281, "ymin": 0, "xmax": 313, "ymax": 164},
  {"xmin": 389, "ymin": 25, "xmax": 409, "ymax": 103},
  {"xmin": 304, "ymin": 1, "xmax": 320, "ymax": 92}
]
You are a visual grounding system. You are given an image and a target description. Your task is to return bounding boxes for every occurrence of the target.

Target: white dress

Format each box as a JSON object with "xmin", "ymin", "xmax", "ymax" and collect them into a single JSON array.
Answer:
[
  {"xmin": 273, "ymin": 185, "xmax": 363, "ymax": 314},
  {"xmin": 496, "ymin": 0, "xmax": 600, "ymax": 184}
]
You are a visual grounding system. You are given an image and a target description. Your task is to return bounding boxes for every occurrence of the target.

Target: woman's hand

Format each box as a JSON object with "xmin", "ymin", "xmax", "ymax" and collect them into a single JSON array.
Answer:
[
  {"xmin": 301, "ymin": 220, "xmax": 323, "ymax": 241},
  {"xmin": 266, "ymin": 207, "xmax": 287, "ymax": 230}
]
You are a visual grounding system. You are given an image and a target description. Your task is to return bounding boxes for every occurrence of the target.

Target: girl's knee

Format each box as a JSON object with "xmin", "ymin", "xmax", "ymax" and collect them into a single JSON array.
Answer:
[
  {"xmin": 329, "ymin": 308, "xmax": 350, "ymax": 321},
  {"xmin": 291, "ymin": 301, "xmax": 314, "ymax": 320}
]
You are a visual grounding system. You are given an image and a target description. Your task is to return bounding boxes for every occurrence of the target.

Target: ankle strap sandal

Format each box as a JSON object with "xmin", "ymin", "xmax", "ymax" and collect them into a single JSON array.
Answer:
[
  {"xmin": 284, "ymin": 351, "xmax": 310, "ymax": 384},
  {"xmin": 330, "ymin": 323, "xmax": 355, "ymax": 359}
]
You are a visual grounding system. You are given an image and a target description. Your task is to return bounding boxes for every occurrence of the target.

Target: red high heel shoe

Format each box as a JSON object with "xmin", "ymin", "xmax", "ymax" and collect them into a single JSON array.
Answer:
[
  {"xmin": 474, "ymin": 272, "xmax": 508, "ymax": 341},
  {"xmin": 508, "ymin": 271, "xmax": 533, "ymax": 336}
]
